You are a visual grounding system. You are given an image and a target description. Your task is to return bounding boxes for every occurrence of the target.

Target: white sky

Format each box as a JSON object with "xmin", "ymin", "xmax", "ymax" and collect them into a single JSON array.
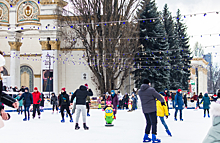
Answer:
[{"xmin": 155, "ymin": 0, "xmax": 220, "ymax": 65}]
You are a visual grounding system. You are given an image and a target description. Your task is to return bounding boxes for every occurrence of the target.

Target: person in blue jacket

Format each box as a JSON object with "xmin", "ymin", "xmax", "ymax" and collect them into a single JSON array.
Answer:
[
  {"xmin": 18, "ymin": 87, "xmax": 33, "ymax": 121},
  {"xmin": 200, "ymin": 93, "xmax": 211, "ymax": 118},
  {"xmin": 174, "ymin": 89, "xmax": 184, "ymax": 121}
]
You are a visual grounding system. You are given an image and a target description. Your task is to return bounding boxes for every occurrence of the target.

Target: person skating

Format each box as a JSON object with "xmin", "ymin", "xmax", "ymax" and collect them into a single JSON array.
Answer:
[
  {"xmin": 51, "ymin": 93, "xmax": 58, "ymax": 114},
  {"xmin": 40, "ymin": 93, "xmax": 45, "ymax": 112},
  {"xmin": 174, "ymin": 89, "xmax": 184, "ymax": 121},
  {"xmin": 18, "ymin": 87, "xmax": 33, "ymax": 121},
  {"xmin": 183, "ymin": 93, "xmax": 187, "ymax": 109},
  {"xmin": 157, "ymin": 92, "xmax": 172, "ymax": 137},
  {"xmin": 117, "ymin": 91, "xmax": 123, "ymax": 110},
  {"xmin": 85, "ymin": 84, "xmax": 91, "ymax": 116},
  {"xmin": 32, "ymin": 87, "xmax": 42, "ymax": 119},
  {"xmin": 71, "ymin": 85, "xmax": 93, "ymax": 130},
  {"xmin": 131, "ymin": 92, "xmax": 137, "ymax": 111},
  {"xmin": 191, "ymin": 92, "xmax": 198, "ymax": 109},
  {"xmin": 59, "ymin": 88, "xmax": 73, "ymax": 123},
  {"xmin": 202, "ymin": 99, "xmax": 220, "ymax": 143},
  {"xmin": 0, "ymin": 51, "xmax": 19, "ymax": 127},
  {"xmin": 97, "ymin": 97, "xmax": 102, "ymax": 109},
  {"xmin": 110, "ymin": 90, "xmax": 119, "ymax": 119},
  {"xmin": 164, "ymin": 89, "xmax": 170, "ymax": 113},
  {"xmin": 200, "ymin": 93, "xmax": 211, "ymax": 118},
  {"xmin": 138, "ymin": 79, "xmax": 165, "ymax": 143},
  {"xmin": 14, "ymin": 91, "xmax": 23, "ymax": 115},
  {"xmin": 122, "ymin": 93, "xmax": 129, "ymax": 110}
]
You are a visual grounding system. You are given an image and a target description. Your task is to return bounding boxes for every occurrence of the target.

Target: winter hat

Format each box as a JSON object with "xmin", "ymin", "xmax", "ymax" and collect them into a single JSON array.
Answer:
[
  {"xmin": 177, "ymin": 89, "xmax": 182, "ymax": 92},
  {"xmin": 0, "ymin": 54, "xmax": 5, "ymax": 67},
  {"xmin": 85, "ymin": 83, "xmax": 88, "ymax": 89},
  {"xmin": 34, "ymin": 87, "xmax": 38, "ymax": 90},
  {"xmin": 111, "ymin": 90, "xmax": 115, "ymax": 96},
  {"xmin": 143, "ymin": 79, "xmax": 150, "ymax": 84},
  {"xmin": 61, "ymin": 87, "xmax": 66, "ymax": 92},
  {"xmin": 24, "ymin": 87, "xmax": 29, "ymax": 92}
]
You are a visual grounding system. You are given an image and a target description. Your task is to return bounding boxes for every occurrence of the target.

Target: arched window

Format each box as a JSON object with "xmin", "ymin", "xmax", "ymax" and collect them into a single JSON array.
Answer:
[{"xmin": 20, "ymin": 65, "xmax": 34, "ymax": 92}]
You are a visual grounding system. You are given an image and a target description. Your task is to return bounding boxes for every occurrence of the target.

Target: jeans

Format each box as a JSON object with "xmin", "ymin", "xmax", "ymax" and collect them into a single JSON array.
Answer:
[
  {"xmin": 24, "ymin": 106, "xmax": 30, "ymax": 118},
  {"xmin": 33, "ymin": 104, "xmax": 40, "ymax": 118},
  {"xmin": 132, "ymin": 101, "xmax": 137, "ymax": 110},
  {"xmin": 144, "ymin": 111, "xmax": 157, "ymax": 135},
  {"xmin": 174, "ymin": 109, "xmax": 182, "ymax": 119},
  {"xmin": 18, "ymin": 106, "xmax": 23, "ymax": 114},
  {"xmin": 52, "ymin": 104, "xmax": 58, "ymax": 111},
  {"xmin": 172, "ymin": 100, "xmax": 175, "ymax": 109},
  {"xmin": 159, "ymin": 116, "xmax": 169, "ymax": 130}
]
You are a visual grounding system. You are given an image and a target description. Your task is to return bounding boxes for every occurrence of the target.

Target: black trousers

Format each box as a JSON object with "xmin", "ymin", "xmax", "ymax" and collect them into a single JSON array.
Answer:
[
  {"xmin": 53, "ymin": 104, "xmax": 58, "ymax": 111},
  {"xmin": 24, "ymin": 106, "xmax": 30, "ymax": 118},
  {"xmin": 119, "ymin": 100, "xmax": 123, "ymax": 109},
  {"xmin": 60, "ymin": 105, "xmax": 72, "ymax": 119},
  {"xmin": 175, "ymin": 109, "xmax": 182, "ymax": 119},
  {"xmin": 123, "ymin": 103, "xmax": 128, "ymax": 109},
  {"xmin": 18, "ymin": 106, "xmax": 23, "ymax": 114},
  {"xmin": 144, "ymin": 111, "xmax": 157, "ymax": 135},
  {"xmin": 86, "ymin": 102, "xmax": 90, "ymax": 113},
  {"xmin": 204, "ymin": 109, "xmax": 209, "ymax": 115},
  {"xmin": 184, "ymin": 102, "xmax": 187, "ymax": 108},
  {"xmin": 33, "ymin": 104, "xmax": 40, "ymax": 118}
]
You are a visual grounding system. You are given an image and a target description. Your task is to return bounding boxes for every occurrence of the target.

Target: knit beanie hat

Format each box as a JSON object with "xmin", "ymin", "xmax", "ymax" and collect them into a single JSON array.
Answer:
[
  {"xmin": 61, "ymin": 87, "xmax": 65, "ymax": 92},
  {"xmin": 143, "ymin": 79, "xmax": 150, "ymax": 84},
  {"xmin": 85, "ymin": 83, "xmax": 88, "ymax": 89},
  {"xmin": 178, "ymin": 89, "xmax": 182, "ymax": 92},
  {"xmin": 34, "ymin": 87, "xmax": 38, "ymax": 90},
  {"xmin": 0, "ymin": 54, "xmax": 5, "ymax": 67}
]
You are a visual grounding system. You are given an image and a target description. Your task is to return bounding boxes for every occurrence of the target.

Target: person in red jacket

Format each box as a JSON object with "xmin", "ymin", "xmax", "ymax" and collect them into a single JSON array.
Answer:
[{"xmin": 32, "ymin": 87, "xmax": 42, "ymax": 119}]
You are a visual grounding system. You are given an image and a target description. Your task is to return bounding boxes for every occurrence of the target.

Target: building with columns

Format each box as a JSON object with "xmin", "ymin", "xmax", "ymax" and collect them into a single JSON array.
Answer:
[
  {"xmin": 190, "ymin": 58, "xmax": 208, "ymax": 95},
  {"xmin": 0, "ymin": 0, "xmax": 134, "ymax": 96}
]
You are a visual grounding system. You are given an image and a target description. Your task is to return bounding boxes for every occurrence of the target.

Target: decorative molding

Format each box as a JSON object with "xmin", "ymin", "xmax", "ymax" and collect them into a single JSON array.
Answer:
[
  {"xmin": 8, "ymin": 41, "xmax": 22, "ymax": 51},
  {"xmin": 192, "ymin": 57, "xmax": 209, "ymax": 65},
  {"xmin": 60, "ymin": 48, "xmax": 86, "ymax": 51},
  {"xmin": 17, "ymin": 1, "xmax": 40, "ymax": 23},
  {"xmin": 5, "ymin": 0, "xmax": 19, "ymax": 6},
  {"xmin": 4, "ymin": 54, "xmax": 42, "ymax": 57},
  {"xmin": 0, "ymin": 2, "xmax": 9, "ymax": 23},
  {"xmin": 37, "ymin": 15, "xmax": 58, "ymax": 20},
  {"xmin": 49, "ymin": 41, "xmax": 60, "ymax": 50},
  {"xmin": 34, "ymin": 74, "xmax": 41, "ymax": 78},
  {"xmin": 16, "ymin": 22, "xmax": 41, "ymax": 26},
  {"xmin": 40, "ymin": 41, "xmax": 50, "ymax": 50},
  {"xmin": 40, "ymin": 0, "xmax": 68, "ymax": 7},
  {"xmin": 0, "ymin": 23, "xmax": 9, "ymax": 27}
]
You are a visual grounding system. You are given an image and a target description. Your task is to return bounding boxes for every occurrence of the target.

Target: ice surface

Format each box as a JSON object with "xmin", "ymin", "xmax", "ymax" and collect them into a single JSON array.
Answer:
[{"xmin": 0, "ymin": 109, "xmax": 212, "ymax": 143}]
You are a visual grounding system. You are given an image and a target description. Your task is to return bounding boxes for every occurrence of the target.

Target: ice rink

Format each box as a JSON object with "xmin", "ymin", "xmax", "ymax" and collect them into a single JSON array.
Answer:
[{"xmin": 0, "ymin": 109, "xmax": 211, "ymax": 143}]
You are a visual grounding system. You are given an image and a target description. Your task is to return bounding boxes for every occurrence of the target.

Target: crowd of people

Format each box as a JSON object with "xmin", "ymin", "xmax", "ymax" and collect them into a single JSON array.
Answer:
[{"xmin": 1, "ymin": 49, "xmax": 220, "ymax": 142}]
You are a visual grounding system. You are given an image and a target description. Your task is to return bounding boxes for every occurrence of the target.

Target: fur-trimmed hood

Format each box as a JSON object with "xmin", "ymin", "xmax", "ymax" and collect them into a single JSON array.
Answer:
[{"xmin": 211, "ymin": 102, "xmax": 220, "ymax": 117}]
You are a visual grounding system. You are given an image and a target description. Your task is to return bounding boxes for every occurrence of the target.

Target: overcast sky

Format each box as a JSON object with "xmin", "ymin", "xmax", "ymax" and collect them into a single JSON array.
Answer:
[{"xmin": 155, "ymin": 0, "xmax": 220, "ymax": 65}]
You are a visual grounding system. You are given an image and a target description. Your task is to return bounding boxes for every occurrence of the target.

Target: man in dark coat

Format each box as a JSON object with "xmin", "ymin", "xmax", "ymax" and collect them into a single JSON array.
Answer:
[
  {"xmin": 71, "ymin": 85, "xmax": 93, "ymax": 130},
  {"xmin": 51, "ymin": 93, "xmax": 58, "ymax": 114},
  {"xmin": 174, "ymin": 89, "xmax": 184, "ymax": 121},
  {"xmin": 59, "ymin": 88, "xmax": 73, "ymax": 123},
  {"xmin": 138, "ymin": 79, "xmax": 164, "ymax": 142},
  {"xmin": 18, "ymin": 87, "xmax": 33, "ymax": 121}
]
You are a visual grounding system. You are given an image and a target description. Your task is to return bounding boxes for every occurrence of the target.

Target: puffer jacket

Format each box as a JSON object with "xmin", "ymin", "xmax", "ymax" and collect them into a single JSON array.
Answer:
[
  {"xmin": 200, "ymin": 93, "xmax": 211, "ymax": 109},
  {"xmin": 156, "ymin": 94, "xmax": 169, "ymax": 117},
  {"xmin": 203, "ymin": 102, "xmax": 220, "ymax": 143},
  {"xmin": 175, "ymin": 91, "xmax": 184, "ymax": 110}
]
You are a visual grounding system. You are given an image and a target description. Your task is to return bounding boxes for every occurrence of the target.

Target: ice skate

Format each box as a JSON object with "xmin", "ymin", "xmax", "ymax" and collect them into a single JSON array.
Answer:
[
  {"xmin": 38, "ymin": 115, "xmax": 40, "ymax": 119},
  {"xmin": 174, "ymin": 118, "xmax": 177, "ymax": 121},
  {"xmin": 52, "ymin": 111, "xmax": 54, "ymax": 114},
  {"xmin": 75, "ymin": 123, "xmax": 80, "ymax": 130},
  {"xmin": 180, "ymin": 119, "xmax": 183, "ymax": 121},
  {"xmin": 204, "ymin": 114, "xmax": 206, "ymax": 118},
  {"xmin": 208, "ymin": 114, "xmax": 210, "ymax": 118},
  {"xmin": 66, "ymin": 114, "xmax": 68, "ymax": 118},
  {"xmin": 143, "ymin": 133, "xmax": 151, "ymax": 142},
  {"xmin": 23, "ymin": 118, "xmax": 27, "ymax": 121},
  {"xmin": 166, "ymin": 130, "xmax": 172, "ymax": 137},
  {"xmin": 28, "ymin": 116, "xmax": 30, "ymax": 121},
  {"xmin": 70, "ymin": 117, "xmax": 73, "ymax": 123},
  {"xmin": 83, "ymin": 123, "xmax": 89, "ymax": 130},
  {"xmin": 87, "ymin": 113, "xmax": 90, "ymax": 116},
  {"xmin": 61, "ymin": 118, "xmax": 65, "ymax": 123},
  {"xmin": 152, "ymin": 134, "xmax": 161, "ymax": 143}
]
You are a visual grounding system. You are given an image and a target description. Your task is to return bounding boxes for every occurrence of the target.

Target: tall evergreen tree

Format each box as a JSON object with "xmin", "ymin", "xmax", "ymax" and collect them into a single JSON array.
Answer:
[
  {"xmin": 133, "ymin": 0, "xmax": 170, "ymax": 92},
  {"xmin": 163, "ymin": 4, "xmax": 184, "ymax": 90},
  {"xmin": 175, "ymin": 9, "xmax": 192, "ymax": 90}
]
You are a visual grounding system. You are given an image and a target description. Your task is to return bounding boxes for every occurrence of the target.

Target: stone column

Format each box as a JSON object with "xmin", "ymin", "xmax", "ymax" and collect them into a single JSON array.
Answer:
[
  {"xmin": 9, "ymin": 41, "xmax": 22, "ymax": 88},
  {"xmin": 49, "ymin": 41, "xmax": 60, "ymax": 95}
]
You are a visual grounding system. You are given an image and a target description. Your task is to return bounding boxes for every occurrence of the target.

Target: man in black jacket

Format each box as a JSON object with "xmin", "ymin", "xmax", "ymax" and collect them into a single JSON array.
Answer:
[
  {"xmin": 71, "ymin": 85, "xmax": 93, "ymax": 130},
  {"xmin": 59, "ymin": 88, "xmax": 73, "ymax": 123}
]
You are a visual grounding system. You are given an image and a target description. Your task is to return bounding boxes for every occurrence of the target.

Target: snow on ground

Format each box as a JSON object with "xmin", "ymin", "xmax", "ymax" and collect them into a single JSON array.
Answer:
[{"xmin": 0, "ymin": 109, "xmax": 211, "ymax": 143}]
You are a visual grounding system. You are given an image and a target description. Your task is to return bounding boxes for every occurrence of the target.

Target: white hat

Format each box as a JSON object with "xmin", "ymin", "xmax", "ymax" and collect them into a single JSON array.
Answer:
[{"xmin": 0, "ymin": 54, "xmax": 5, "ymax": 67}]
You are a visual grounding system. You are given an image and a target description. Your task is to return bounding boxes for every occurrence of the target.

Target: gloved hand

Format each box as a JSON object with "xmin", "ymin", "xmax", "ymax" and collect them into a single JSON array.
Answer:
[
  {"xmin": 166, "ymin": 116, "xmax": 168, "ymax": 119},
  {"xmin": 161, "ymin": 102, "xmax": 165, "ymax": 106},
  {"xmin": 117, "ymin": 105, "xmax": 119, "ymax": 107},
  {"xmin": 37, "ymin": 100, "xmax": 41, "ymax": 103},
  {"xmin": 102, "ymin": 109, "xmax": 104, "ymax": 111},
  {"xmin": 176, "ymin": 105, "xmax": 178, "ymax": 108}
]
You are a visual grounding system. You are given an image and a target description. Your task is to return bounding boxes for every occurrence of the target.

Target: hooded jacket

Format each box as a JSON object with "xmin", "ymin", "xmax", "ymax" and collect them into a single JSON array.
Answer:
[
  {"xmin": 202, "ymin": 102, "xmax": 220, "ymax": 143},
  {"xmin": 71, "ymin": 85, "xmax": 93, "ymax": 105},
  {"xmin": 59, "ymin": 91, "xmax": 70, "ymax": 106},
  {"xmin": 51, "ymin": 93, "xmax": 58, "ymax": 105},
  {"xmin": 111, "ymin": 90, "xmax": 119, "ymax": 108},
  {"xmin": 175, "ymin": 91, "xmax": 184, "ymax": 110},
  {"xmin": 156, "ymin": 94, "xmax": 169, "ymax": 117},
  {"xmin": 200, "ymin": 93, "xmax": 211, "ymax": 109},
  {"xmin": 138, "ymin": 84, "xmax": 164, "ymax": 113},
  {"xmin": 18, "ymin": 87, "xmax": 33, "ymax": 106},
  {"xmin": 32, "ymin": 91, "xmax": 41, "ymax": 104}
]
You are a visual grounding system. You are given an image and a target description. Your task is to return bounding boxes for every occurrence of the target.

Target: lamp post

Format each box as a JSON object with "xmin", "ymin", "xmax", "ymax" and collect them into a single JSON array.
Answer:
[{"xmin": 46, "ymin": 53, "xmax": 54, "ymax": 98}]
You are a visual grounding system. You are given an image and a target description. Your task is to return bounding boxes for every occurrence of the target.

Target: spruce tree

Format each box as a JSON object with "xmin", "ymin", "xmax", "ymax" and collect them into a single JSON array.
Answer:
[
  {"xmin": 163, "ymin": 4, "xmax": 184, "ymax": 90},
  {"xmin": 175, "ymin": 9, "xmax": 192, "ymax": 90},
  {"xmin": 133, "ymin": 0, "xmax": 170, "ymax": 92}
]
